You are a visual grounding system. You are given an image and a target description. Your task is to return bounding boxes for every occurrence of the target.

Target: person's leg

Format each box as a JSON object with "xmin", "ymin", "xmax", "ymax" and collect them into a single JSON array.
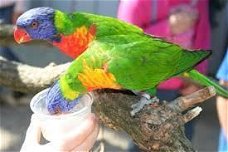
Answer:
[
  {"xmin": 157, "ymin": 89, "xmax": 179, "ymax": 101},
  {"xmin": 218, "ymin": 130, "xmax": 228, "ymax": 152}
]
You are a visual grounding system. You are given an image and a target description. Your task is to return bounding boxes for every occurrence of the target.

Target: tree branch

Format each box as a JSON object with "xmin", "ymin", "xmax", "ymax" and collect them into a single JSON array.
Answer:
[
  {"xmin": 0, "ymin": 56, "xmax": 70, "ymax": 93},
  {"xmin": 94, "ymin": 87, "xmax": 215, "ymax": 151},
  {"xmin": 0, "ymin": 56, "xmax": 216, "ymax": 151}
]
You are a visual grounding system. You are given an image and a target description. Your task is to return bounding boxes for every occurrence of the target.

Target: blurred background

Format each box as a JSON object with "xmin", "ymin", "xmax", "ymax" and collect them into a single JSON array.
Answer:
[{"xmin": 0, "ymin": 0, "xmax": 227, "ymax": 151}]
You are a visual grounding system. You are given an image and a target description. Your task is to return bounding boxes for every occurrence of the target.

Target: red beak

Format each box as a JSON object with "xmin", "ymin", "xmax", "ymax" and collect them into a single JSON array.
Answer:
[{"xmin": 14, "ymin": 26, "xmax": 31, "ymax": 44}]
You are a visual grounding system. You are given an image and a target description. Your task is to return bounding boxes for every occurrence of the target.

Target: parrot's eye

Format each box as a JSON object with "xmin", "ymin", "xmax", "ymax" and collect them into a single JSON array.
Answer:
[{"xmin": 31, "ymin": 21, "xmax": 38, "ymax": 29}]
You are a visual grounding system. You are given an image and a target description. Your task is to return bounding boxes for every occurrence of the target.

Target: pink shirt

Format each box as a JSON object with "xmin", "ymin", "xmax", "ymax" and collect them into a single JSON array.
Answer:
[{"xmin": 118, "ymin": 0, "xmax": 211, "ymax": 90}]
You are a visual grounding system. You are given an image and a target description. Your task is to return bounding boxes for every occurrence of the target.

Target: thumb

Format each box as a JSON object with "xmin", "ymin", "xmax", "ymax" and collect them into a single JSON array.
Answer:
[{"xmin": 22, "ymin": 114, "xmax": 41, "ymax": 146}]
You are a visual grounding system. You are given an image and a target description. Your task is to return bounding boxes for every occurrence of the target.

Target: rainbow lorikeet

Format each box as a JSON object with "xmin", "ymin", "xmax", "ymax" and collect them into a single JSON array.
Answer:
[{"xmin": 14, "ymin": 7, "xmax": 228, "ymax": 115}]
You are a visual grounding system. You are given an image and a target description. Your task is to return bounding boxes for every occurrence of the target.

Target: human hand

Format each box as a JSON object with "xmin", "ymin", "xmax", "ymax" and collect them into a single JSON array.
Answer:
[
  {"xmin": 20, "ymin": 114, "xmax": 99, "ymax": 152},
  {"xmin": 169, "ymin": 6, "xmax": 198, "ymax": 35}
]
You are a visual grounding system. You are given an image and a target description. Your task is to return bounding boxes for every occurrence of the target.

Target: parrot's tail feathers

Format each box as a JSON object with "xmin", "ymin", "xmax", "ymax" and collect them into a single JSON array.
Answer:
[{"xmin": 186, "ymin": 69, "xmax": 228, "ymax": 98}]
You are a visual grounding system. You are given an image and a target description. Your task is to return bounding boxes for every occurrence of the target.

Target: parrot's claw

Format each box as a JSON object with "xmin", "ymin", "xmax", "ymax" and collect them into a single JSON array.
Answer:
[
  {"xmin": 131, "ymin": 103, "xmax": 139, "ymax": 109},
  {"xmin": 130, "ymin": 95, "xmax": 159, "ymax": 116}
]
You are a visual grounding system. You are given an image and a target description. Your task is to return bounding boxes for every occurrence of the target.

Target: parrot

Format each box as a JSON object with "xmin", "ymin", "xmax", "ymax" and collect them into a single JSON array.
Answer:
[{"xmin": 14, "ymin": 7, "xmax": 228, "ymax": 115}]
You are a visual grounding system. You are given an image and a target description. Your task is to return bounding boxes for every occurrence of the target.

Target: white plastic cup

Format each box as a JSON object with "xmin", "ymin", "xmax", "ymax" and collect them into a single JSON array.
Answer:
[{"xmin": 30, "ymin": 88, "xmax": 93, "ymax": 141}]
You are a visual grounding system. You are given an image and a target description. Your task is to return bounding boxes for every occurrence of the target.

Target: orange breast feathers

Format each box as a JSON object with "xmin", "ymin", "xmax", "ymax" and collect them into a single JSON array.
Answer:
[{"xmin": 53, "ymin": 25, "xmax": 96, "ymax": 58}]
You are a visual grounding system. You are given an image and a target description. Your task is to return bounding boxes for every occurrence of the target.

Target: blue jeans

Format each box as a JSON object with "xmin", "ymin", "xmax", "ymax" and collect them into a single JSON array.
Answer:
[
  {"xmin": 218, "ymin": 130, "xmax": 228, "ymax": 152},
  {"xmin": 0, "ymin": 4, "xmax": 20, "ymax": 62},
  {"xmin": 157, "ymin": 89, "xmax": 194, "ymax": 140}
]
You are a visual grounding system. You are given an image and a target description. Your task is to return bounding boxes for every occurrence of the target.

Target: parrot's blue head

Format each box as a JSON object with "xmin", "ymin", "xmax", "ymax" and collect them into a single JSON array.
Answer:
[
  {"xmin": 14, "ymin": 7, "xmax": 60, "ymax": 43},
  {"xmin": 46, "ymin": 82, "xmax": 79, "ymax": 114}
]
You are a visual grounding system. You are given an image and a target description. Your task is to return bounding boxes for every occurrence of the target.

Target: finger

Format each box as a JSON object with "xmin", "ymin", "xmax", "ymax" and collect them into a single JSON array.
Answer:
[
  {"xmin": 23, "ymin": 114, "xmax": 41, "ymax": 145},
  {"xmin": 20, "ymin": 115, "xmax": 42, "ymax": 152},
  {"xmin": 50, "ymin": 113, "xmax": 98, "ymax": 151},
  {"xmin": 73, "ymin": 121, "xmax": 100, "ymax": 152}
]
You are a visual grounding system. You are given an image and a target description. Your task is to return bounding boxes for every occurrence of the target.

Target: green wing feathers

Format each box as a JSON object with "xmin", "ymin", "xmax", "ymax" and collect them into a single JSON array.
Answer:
[
  {"xmin": 170, "ymin": 49, "xmax": 228, "ymax": 98},
  {"xmin": 175, "ymin": 49, "xmax": 212, "ymax": 76}
]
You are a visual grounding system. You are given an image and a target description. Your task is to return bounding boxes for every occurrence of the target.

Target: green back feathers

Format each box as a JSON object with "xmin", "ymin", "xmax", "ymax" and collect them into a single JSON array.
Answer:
[
  {"xmin": 54, "ymin": 10, "xmax": 143, "ymax": 37},
  {"xmin": 75, "ymin": 12, "xmax": 143, "ymax": 37}
]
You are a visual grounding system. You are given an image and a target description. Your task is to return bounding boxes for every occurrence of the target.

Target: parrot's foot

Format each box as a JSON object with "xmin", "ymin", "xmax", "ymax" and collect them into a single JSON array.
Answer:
[{"xmin": 130, "ymin": 94, "xmax": 159, "ymax": 116}]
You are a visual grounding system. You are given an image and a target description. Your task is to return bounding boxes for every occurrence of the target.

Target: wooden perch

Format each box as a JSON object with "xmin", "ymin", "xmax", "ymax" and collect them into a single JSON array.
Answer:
[
  {"xmin": 0, "ymin": 56, "xmax": 70, "ymax": 93},
  {"xmin": 94, "ymin": 87, "xmax": 215, "ymax": 151},
  {"xmin": 0, "ymin": 56, "xmax": 216, "ymax": 151}
]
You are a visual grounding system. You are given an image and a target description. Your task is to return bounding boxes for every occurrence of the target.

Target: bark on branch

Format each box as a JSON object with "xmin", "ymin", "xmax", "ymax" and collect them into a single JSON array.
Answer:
[
  {"xmin": 0, "ymin": 56, "xmax": 216, "ymax": 151},
  {"xmin": 0, "ymin": 56, "xmax": 70, "ymax": 93},
  {"xmin": 94, "ymin": 87, "xmax": 215, "ymax": 151}
]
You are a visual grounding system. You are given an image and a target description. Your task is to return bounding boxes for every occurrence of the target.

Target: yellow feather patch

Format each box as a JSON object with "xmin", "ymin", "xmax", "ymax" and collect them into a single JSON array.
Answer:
[
  {"xmin": 183, "ymin": 72, "xmax": 190, "ymax": 78},
  {"xmin": 78, "ymin": 60, "xmax": 121, "ymax": 91},
  {"xmin": 60, "ymin": 77, "xmax": 80, "ymax": 100}
]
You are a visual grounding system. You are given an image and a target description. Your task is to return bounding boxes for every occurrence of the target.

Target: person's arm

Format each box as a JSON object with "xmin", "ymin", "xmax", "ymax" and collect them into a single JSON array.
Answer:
[
  {"xmin": 216, "ymin": 80, "xmax": 228, "ymax": 139},
  {"xmin": 216, "ymin": 51, "xmax": 228, "ymax": 139}
]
